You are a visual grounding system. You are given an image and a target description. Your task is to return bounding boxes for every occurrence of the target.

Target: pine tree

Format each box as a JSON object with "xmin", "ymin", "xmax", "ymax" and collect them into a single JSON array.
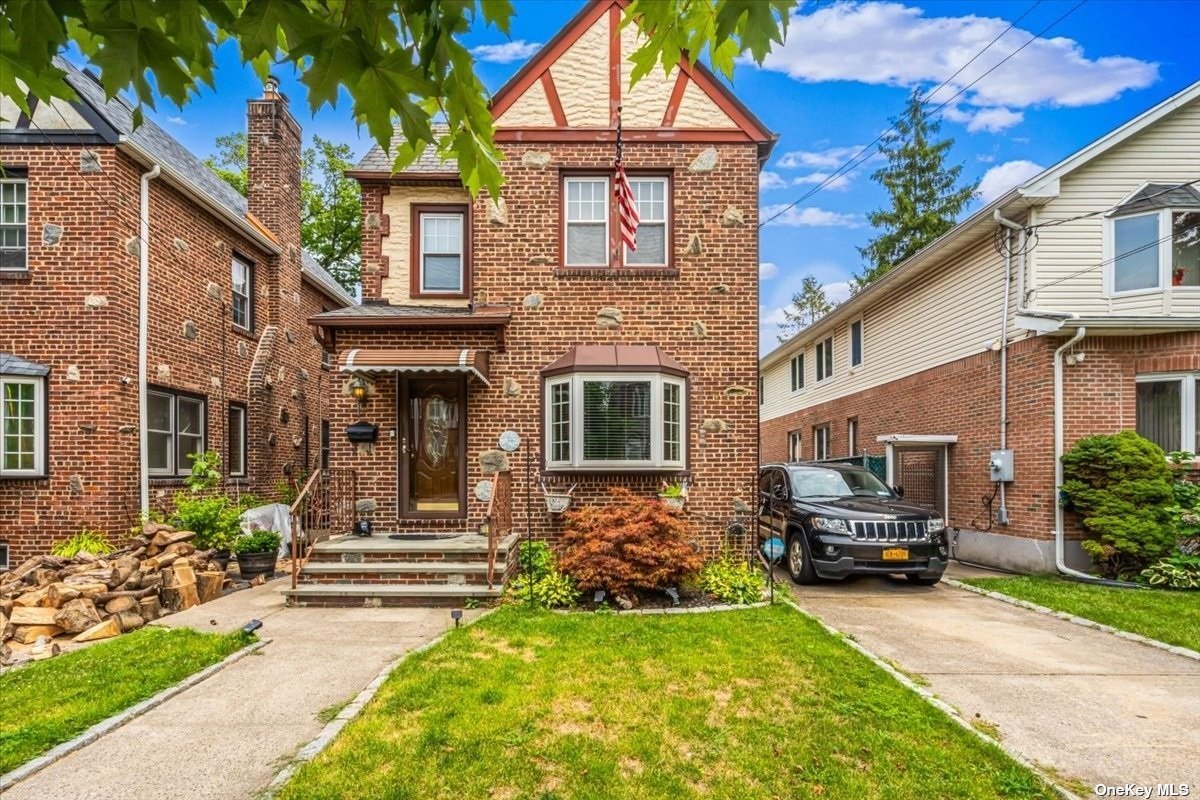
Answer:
[
  {"xmin": 854, "ymin": 90, "xmax": 978, "ymax": 290},
  {"xmin": 777, "ymin": 275, "xmax": 834, "ymax": 342}
]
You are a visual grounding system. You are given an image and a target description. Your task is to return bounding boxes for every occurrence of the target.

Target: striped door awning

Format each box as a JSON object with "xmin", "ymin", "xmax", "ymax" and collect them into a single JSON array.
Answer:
[{"xmin": 339, "ymin": 348, "xmax": 491, "ymax": 385}]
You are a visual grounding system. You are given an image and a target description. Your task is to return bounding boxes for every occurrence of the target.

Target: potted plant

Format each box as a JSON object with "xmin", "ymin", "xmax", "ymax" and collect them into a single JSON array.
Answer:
[
  {"xmin": 658, "ymin": 480, "xmax": 688, "ymax": 510},
  {"xmin": 541, "ymin": 482, "xmax": 576, "ymax": 515},
  {"xmin": 233, "ymin": 529, "xmax": 282, "ymax": 580}
]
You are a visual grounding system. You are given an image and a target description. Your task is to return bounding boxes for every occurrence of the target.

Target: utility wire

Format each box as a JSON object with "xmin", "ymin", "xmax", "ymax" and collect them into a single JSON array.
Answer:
[
  {"xmin": 1025, "ymin": 177, "xmax": 1200, "ymax": 230},
  {"xmin": 761, "ymin": 0, "xmax": 1084, "ymax": 229}
]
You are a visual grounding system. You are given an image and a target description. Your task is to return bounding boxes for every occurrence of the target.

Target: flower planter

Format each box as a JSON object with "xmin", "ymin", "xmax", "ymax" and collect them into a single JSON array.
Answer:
[
  {"xmin": 658, "ymin": 495, "xmax": 686, "ymax": 511},
  {"xmin": 235, "ymin": 550, "xmax": 277, "ymax": 580},
  {"xmin": 544, "ymin": 494, "xmax": 572, "ymax": 514}
]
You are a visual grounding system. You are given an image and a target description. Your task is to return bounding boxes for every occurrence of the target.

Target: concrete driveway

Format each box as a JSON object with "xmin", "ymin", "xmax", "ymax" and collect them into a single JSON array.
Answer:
[
  {"xmin": 783, "ymin": 568, "xmax": 1200, "ymax": 791},
  {"xmin": 4, "ymin": 579, "xmax": 477, "ymax": 800}
]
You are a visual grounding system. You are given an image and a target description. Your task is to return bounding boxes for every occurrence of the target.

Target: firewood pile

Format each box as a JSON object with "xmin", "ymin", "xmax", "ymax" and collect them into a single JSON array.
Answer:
[{"xmin": 0, "ymin": 522, "xmax": 232, "ymax": 667}]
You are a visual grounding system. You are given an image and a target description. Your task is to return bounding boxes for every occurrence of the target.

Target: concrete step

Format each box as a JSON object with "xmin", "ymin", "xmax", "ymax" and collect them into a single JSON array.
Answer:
[
  {"xmin": 282, "ymin": 582, "xmax": 503, "ymax": 608},
  {"xmin": 307, "ymin": 533, "xmax": 519, "ymax": 564},
  {"xmin": 301, "ymin": 561, "xmax": 490, "ymax": 574},
  {"xmin": 299, "ymin": 560, "xmax": 498, "ymax": 586}
]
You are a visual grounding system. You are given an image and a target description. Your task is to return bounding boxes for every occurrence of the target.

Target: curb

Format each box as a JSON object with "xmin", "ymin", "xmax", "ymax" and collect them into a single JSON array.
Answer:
[
  {"xmin": 777, "ymin": 595, "xmax": 1083, "ymax": 800},
  {"xmin": 261, "ymin": 608, "xmax": 497, "ymax": 799},
  {"xmin": 945, "ymin": 578, "xmax": 1200, "ymax": 662},
  {"xmin": 0, "ymin": 636, "xmax": 271, "ymax": 791}
]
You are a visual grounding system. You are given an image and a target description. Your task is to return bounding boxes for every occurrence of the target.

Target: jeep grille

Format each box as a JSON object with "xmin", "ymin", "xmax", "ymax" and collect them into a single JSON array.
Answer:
[{"xmin": 849, "ymin": 520, "xmax": 929, "ymax": 542}]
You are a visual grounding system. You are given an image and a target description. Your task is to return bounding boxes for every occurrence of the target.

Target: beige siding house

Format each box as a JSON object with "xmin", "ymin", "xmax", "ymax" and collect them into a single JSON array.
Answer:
[{"xmin": 760, "ymin": 81, "xmax": 1200, "ymax": 573}]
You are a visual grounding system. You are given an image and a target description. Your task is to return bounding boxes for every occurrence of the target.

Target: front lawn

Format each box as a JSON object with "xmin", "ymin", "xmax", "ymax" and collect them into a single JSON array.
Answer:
[
  {"xmin": 961, "ymin": 575, "xmax": 1200, "ymax": 653},
  {"xmin": 0, "ymin": 626, "xmax": 251, "ymax": 775},
  {"xmin": 279, "ymin": 605, "xmax": 1054, "ymax": 800}
]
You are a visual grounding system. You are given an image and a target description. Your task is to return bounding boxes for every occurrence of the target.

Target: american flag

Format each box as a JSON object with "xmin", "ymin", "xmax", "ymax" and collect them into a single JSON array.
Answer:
[{"xmin": 614, "ymin": 161, "xmax": 640, "ymax": 251}]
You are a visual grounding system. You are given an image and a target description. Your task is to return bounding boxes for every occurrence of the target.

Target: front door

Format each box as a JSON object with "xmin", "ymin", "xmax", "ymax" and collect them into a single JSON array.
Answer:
[{"xmin": 399, "ymin": 377, "xmax": 466, "ymax": 518}]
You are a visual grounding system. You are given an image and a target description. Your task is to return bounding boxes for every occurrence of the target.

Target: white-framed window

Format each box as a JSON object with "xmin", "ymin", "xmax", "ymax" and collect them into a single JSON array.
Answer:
[
  {"xmin": 816, "ymin": 336, "xmax": 834, "ymax": 382},
  {"xmin": 0, "ymin": 177, "xmax": 27, "ymax": 271},
  {"xmin": 625, "ymin": 176, "xmax": 669, "ymax": 266},
  {"xmin": 850, "ymin": 319, "xmax": 863, "ymax": 368},
  {"xmin": 787, "ymin": 430, "xmax": 802, "ymax": 462},
  {"xmin": 1107, "ymin": 206, "xmax": 1200, "ymax": 294},
  {"xmin": 790, "ymin": 353, "xmax": 805, "ymax": 393},
  {"xmin": 563, "ymin": 176, "xmax": 610, "ymax": 266},
  {"xmin": 1136, "ymin": 373, "xmax": 1199, "ymax": 455},
  {"xmin": 231, "ymin": 255, "xmax": 253, "ymax": 330},
  {"xmin": 147, "ymin": 389, "xmax": 206, "ymax": 477},
  {"xmin": 228, "ymin": 402, "xmax": 247, "ymax": 478},
  {"xmin": 544, "ymin": 372, "xmax": 686, "ymax": 470},
  {"xmin": 418, "ymin": 209, "xmax": 466, "ymax": 294},
  {"xmin": 813, "ymin": 424, "xmax": 830, "ymax": 461},
  {"xmin": 847, "ymin": 418, "xmax": 859, "ymax": 456},
  {"xmin": 1, "ymin": 376, "xmax": 45, "ymax": 477}
]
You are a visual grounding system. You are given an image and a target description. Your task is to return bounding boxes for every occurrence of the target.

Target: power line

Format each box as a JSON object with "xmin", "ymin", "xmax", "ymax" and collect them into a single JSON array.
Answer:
[
  {"xmin": 761, "ymin": 0, "xmax": 1084, "ymax": 229},
  {"xmin": 1026, "ymin": 178, "xmax": 1200, "ymax": 230},
  {"xmin": 1033, "ymin": 220, "xmax": 1198, "ymax": 292}
]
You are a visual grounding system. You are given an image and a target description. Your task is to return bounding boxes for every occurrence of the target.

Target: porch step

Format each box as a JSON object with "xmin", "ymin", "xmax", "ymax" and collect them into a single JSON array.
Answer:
[
  {"xmin": 306, "ymin": 533, "xmax": 518, "ymax": 564},
  {"xmin": 301, "ymin": 561, "xmax": 490, "ymax": 574},
  {"xmin": 282, "ymin": 582, "xmax": 503, "ymax": 608},
  {"xmin": 299, "ymin": 560, "xmax": 496, "ymax": 586}
]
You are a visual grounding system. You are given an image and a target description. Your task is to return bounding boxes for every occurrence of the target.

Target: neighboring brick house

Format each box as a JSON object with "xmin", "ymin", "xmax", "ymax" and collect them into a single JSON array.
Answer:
[
  {"xmin": 0, "ymin": 60, "xmax": 353, "ymax": 565},
  {"xmin": 291, "ymin": 0, "xmax": 774, "ymax": 605},
  {"xmin": 760, "ymin": 81, "xmax": 1200, "ymax": 574}
]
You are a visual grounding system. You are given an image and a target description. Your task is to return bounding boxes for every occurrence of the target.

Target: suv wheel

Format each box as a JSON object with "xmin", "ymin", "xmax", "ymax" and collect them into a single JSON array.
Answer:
[
  {"xmin": 787, "ymin": 533, "xmax": 818, "ymax": 585},
  {"xmin": 906, "ymin": 574, "xmax": 941, "ymax": 586}
]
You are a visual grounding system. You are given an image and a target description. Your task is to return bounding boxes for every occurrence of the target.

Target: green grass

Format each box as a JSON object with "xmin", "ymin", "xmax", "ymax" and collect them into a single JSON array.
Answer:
[
  {"xmin": 961, "ymin": 575, "xmax": 1200, "ymax": 653},
  {"xmin": 279, "ymin": 605, "xmax": 1055, "ymax": 800},
  {"xmin": 0, "ymin": 627, "xmax": 251, "ymax": 774}
]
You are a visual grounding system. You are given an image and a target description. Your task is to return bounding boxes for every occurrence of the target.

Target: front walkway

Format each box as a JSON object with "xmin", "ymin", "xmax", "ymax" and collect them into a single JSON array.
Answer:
[
  {"xmin": 784, "ymin": 566, "xmax": 1200, "ymax": 790},
  {"xmin": 4, "ymin": 578, "xmax": 477, "ymax": 800}
]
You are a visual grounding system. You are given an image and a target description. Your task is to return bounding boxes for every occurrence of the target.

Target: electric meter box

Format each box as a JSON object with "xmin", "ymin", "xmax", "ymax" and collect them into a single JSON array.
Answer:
[{"xmin": 989, "ymin": 449, "xmax": 1014, "ymax": 482}]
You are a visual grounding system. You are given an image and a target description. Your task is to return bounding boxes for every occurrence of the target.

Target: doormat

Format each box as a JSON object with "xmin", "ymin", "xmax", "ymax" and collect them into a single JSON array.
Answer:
[{"xmin": 387, "ymin": 534, "xmax": 457, "ymax": 541}]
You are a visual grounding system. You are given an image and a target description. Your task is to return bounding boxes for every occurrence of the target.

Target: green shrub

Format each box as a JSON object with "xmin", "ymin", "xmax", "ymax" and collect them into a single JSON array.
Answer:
[
  {"xmin": 1141, "ymin": 555, "xmax": 1200, "ymax": 589},
  {"xmin": 184, "ymin": 450, "xmax": 224, "ymax": 491},
  {"xmin": 1061, "ymin": 432, "xmax": 1176, "ymax": 579},
  {"xmin": 172, "ymin": 493, "xmax": 242, "ymax": 552},
  {"xmin": 507, "ymin": 569, "xmax": 580, "ymax": 609},
  {"xmin": 233, "ymin": 529, "xmax": 281, "ymax": 555},
  {"xmin": 51, "ymin": 530, "xmax": 114, "ymax": 558},
  {"xmin": 700, "ymin": 552, "xmax": 765, "ymax": 605},
  {"xmin": 517, "ymin": 540, "xmax": 553, "ymax": 580}
]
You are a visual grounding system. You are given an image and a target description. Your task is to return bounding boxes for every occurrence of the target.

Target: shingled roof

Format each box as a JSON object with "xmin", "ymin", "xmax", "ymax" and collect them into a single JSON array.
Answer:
[{"xmin": 353, "ymin": 123, "xmax": 458, "ymax": 176}]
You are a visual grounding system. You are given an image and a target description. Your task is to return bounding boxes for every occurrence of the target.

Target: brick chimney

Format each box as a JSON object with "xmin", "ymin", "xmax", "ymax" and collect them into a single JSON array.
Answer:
[{"xmin": 246, "ymin": 76, "xmax": 302, "ymax": 252}]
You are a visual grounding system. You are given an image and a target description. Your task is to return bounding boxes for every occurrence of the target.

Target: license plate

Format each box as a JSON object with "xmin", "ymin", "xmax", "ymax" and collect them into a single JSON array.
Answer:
[{"xmin": 882, "ymin": 548, "xmax": 909, "ymax": 561}]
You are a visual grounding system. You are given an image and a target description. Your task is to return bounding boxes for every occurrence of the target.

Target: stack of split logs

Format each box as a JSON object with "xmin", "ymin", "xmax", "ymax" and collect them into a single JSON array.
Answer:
[{"xmin": 0, "ymin": 522, "xmax": 230, "ymax": 665}]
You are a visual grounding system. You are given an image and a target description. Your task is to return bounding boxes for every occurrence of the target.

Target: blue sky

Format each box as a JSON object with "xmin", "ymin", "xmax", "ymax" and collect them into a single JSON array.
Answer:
[{"xmin": 134, "ymin": 1, "xmax": 1198, "ymax": 354}]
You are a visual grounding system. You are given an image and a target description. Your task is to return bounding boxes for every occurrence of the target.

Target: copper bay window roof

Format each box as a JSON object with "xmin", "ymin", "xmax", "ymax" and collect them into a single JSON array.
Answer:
[
  {"xmin": 339, "ymin": 348, "xmax": 491, "ymax": 385},
  {"xmin": 540, "ymin": 345, "xmax": 689, "ymax": 377}
]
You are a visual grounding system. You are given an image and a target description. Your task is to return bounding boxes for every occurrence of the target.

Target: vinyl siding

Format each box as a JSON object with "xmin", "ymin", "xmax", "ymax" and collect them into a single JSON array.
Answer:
[{"xmin": 1028, "ymin": 97, "xmax": 1200, "ymax": 314}]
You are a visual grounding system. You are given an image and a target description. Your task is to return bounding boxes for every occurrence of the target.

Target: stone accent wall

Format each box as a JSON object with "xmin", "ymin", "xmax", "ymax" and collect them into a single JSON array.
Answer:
[{"xmin": 340, "ymin": 140, "xmax": 760, "ymax": 545}]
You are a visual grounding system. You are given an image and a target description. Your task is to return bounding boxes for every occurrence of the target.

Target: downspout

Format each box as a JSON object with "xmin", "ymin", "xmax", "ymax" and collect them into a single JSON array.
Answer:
[
  {"xmin": 138, "ymin": 164, "xmax": 161, "ymax": 518},
  {"xmin": 996, "ymin": 228, "xmax": 1013, "ymax": 524},
  {"xmin": 1052, "ymin": 326, "xmax": 1093, "ymax": 580}
]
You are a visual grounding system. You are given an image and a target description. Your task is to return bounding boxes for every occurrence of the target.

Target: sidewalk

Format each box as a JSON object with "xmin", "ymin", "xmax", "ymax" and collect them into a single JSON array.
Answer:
[
  {"xmin": 784, "ymin": 570, "xmax": 1200, "ymax": 790},
  {"xmin": 4, "ymin": 579, "xmax": 476, "ymax": 800}
]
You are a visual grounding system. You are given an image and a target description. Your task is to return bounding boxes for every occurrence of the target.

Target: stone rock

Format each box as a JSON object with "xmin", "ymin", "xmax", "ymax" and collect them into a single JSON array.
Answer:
[
  {"xmin": 527, "ymin": 255, "xmax": 551, "ymax": 266},
  {"xmin": 182, "ymin": 320, "xmax": 198, "ymax": 340},
  {"xmin": 206, "ymin": 281, "xmax": 222, "ymax": 301},
  {"xmin": 724, "ymin": 385, "xmax": 750, "ymax": 397},
  {"xmin": 237, "ymin": 341, "xmax": 248, "ymax": 358},
  {"xmin": 292, "ymin": 291, "xmax": 301, "ymax": 306},
  {"xmin": 689, "ymin": 147, "xmax": 718, "ymax": 173},
  {"xmin": 173, "ymin": 237, "xmax": 190, "ymax": 253},
  {"xmin": 355, "ymin": 498, "xmax": 377, "ymax": 514},
  {"xmin": 298, "ymin": 368, "xmax": 309, "ymax": 382},
  {"xmin": 523, "ymin": 293, "xmax": 543, "ymax": 309},
  {"xmin": 721, "ymin": 206, "xmax": 745, "ymax": 227},
  {"xmin": 365, "ymin": 212, "xmax": 381, "ymax": 230},
  {"xmin": 480, "ymin": 449, "xmax": 509, "ymax": 475},
  {"xmin": 521, "ymin": 150, "xmax": 551, "ymax": 168},
  {"xmin": 685, "ymin": 234, "xmax": 702, "ymax": 256},
  {"xmin": 84, "ymin": 294, "xmax": 108, "ymax": 309},
  {"xmin": 80, "ymin": 150, "xmax": 102, "ymax": 173},
  {"xmin": 210, "ymin": 377, "xmax": 221, "ymax": 390},
  {"xmin": 278, "ymin": 406, "xmax": 289, "ymax": 424},
  {"xmin": 503, "ymin": 377, "xmax": 521, "ymax": 397},
  {"xmin": 292, "ymin": 435, "xmax": 303, "ymax": 448},
  {"xmin": 700, "ymin": 418, "xmax": 729, "ymax": 433},
  {"xmin": 42, "ymin": 224, "xmax": 63, "ymax": 246},
  {"xmin": 65, "ymin": 365, "xmax": 81, "ymax": 381},
  {"xmin": 487, "ymin": 197, "xmax": 508, "ymax": 225},
  {"xmin": 473, "ymin": 289, "xmax": 490, "ymax": 305},
  {"xmin": 125, "ymin": 237, "xmax": 139, "ymax": 257},
  {"xmin": 596, "ymin": 307, "xmax": 623, "ymax": 328},
  {"xmin": 691, "ymin": 320, "xmax": 708, "ymax": 339},
  {"xmin": 710, "ymin": 283, "xmax": 730, "ymax": 294},
  {"xmin": 285, "ymin": 328, "xmax": 296, "ymax": 344},
  {"xmin": 156, "ymin": 364, "xmax": 171, "ymax": 382},
  {"xmin": 213, "ymin": 239, "xmax": 228, "ymax": 252},
  {"xmin": 732, "ymin": 497, "xmax": 752, "ymax": 514},
  {"xmin": 118, "ymin": 425, "xmax": 136, "ymax": 434},
  {"xmin": 69, "ymin": 475, "xmax": 84, "ymax": 494},
  {"xmin": 267, "ymin": 432, "xmax": 277, "ymax": 446}
]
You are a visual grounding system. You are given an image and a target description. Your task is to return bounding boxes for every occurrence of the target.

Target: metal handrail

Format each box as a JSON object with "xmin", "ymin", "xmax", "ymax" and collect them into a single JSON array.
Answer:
[
  {"xmin": 289, "ymin": 469, "xmax": 324, "ymax": 590},
  {"xmin": 484, "ymin": 470, "xmax": 513, "ymax": 588}
]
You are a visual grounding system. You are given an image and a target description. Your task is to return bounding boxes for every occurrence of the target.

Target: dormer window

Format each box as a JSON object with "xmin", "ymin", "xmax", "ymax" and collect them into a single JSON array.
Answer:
[
  {"xmin": 1108, "ymin": 183, "xmax": 1200, "ymax": 294},
  {"xmin": 411, "ymin": 204, "xmax": 469, "ymax": 298}
]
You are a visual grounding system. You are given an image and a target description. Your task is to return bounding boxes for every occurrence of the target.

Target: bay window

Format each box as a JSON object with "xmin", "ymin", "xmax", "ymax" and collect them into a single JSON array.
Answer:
[
  {"xmin": 1108, "ymin": 185, "xmax": 1200, "ymax": 293},
  {"xmin": 1136, "ymin": 374, "xmax": 1198, "ymax": 455},
  {"xmin": 148, "ymin": 388, "xmax": 207, "ymax": 477},
  {"xmin": 545, "ymin": 373, "xmax": 686, "ymax": 470},
  {"xmin": 1, "ymin": 375, "xmax": 45, "ymax": 477}
]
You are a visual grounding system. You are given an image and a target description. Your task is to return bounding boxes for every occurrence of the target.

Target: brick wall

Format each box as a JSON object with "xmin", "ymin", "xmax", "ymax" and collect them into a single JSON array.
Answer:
[{"xmin": 338, "ymin": 140, "xmax": 761, "ymax": 544}]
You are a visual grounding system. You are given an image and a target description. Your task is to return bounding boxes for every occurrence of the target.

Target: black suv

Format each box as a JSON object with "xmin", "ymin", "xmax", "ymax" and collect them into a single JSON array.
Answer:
[{"xmin": 758, "ymin": 463, "xmax": 948, "ymax": 585}]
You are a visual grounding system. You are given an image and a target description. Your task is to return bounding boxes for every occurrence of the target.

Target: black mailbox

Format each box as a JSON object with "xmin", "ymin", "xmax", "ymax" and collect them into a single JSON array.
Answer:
[{"xmin": 346, "ymin": 421, "xmax": 379, "ymax": 444}]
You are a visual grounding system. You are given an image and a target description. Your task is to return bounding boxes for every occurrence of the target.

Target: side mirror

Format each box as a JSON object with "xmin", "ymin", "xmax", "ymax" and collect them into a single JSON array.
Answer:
[{"xmin": 893, "ymin": 486, "xmax": 905, "ymax": 498}]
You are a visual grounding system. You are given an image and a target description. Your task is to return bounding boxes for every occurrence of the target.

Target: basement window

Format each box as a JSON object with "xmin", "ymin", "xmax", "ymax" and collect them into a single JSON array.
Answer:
[
  {"xmin": 0, "ymin": 375, "xmax": 46, "ymax": 477},
  {"xmin": 1136, "ymin": 374, "xmax": 1199, "ymax": 455},
  {"xmin": 788, "ymin": 430, "xmax": 803, "ymax": 462},
  {"xmin": 812, "ymin": 424, "xmax": 830, "ymax": 461},
  {"xmin": 148, "ymin": 388, "xmax": 207, "ymax": 477},
  {"xmin": 0, "ymin": 177, "xmax": 27, "ymax": 271}
]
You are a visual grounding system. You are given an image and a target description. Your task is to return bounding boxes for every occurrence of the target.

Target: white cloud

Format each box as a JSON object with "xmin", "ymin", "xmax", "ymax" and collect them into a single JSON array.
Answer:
[
  {"xmin": 760, "ymin": 204, "xmax": 863, "ymax": 228},
  {"xmin": 791, "ymin": 171, "xmax": 853, "ymax": 191},
  {"xmin": 760, "ymin": 261, "xmax": 780, "ymax": 280},
  {"xmin": 756, "ymin": 2, "xmax": 1157, "ymax": 132},
  {"xmin": 824, "ymin": 281, "xmax": 854, "ymax": 305},
  {"xmin": 166, "ymin": 115, "xmax": 188, "ymax": 126},
  {"xmin": 777, "ymin": 145, "xmax": 866, "ymax": 170},
  {"xmin": 977, "ymin": 159, "xmax": 1045, "ymax": 203},
  {"xmin": 470, "ymin": 40, "xmax": 542, "ymax": 64},
  {"xmin": 759, "ymin": 170, "xmax": 788, "ymax": 191}
]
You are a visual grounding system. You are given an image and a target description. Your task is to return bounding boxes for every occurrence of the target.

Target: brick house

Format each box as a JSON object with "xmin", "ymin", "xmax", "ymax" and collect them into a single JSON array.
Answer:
[
  {"xmin": 291, "ymin": 0, "xmax": 774, "ymax": 605},
  {"xmin": 759, "ymin": 81, "xmax": 1200, "ymax": 574},
  {"xmin": 0, "ymin": 60, "xmax": 353, "ymax": 566}
]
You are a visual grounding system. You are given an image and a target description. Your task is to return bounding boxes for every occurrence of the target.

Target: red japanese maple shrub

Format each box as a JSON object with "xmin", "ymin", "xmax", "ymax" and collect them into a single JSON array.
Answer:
[{"xmin": 557, "ymin": 487, "xmax": 704, "ymax": 597}]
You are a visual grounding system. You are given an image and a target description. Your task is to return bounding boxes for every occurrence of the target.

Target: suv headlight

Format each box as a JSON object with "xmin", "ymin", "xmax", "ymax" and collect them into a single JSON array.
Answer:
[
  {"xmin": 812, "ymin": 517, "xmax": 849, "ymax": 535},
  {"xmin": 927, "ymin": 517, "xmax": 945, "ymax": 534}
]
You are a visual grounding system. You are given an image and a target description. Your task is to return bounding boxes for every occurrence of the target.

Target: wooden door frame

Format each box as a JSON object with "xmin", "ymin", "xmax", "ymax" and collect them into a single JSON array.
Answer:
[{"xmin": 397, "ymin": 374, "xmax": 469, "ymax": 520}]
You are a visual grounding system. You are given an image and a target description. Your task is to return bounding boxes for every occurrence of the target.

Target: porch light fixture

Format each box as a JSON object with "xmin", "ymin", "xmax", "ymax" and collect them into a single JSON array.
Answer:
[{"xmin": 349, "ymin": 375, "xmax": 370, "ymax": 405}]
